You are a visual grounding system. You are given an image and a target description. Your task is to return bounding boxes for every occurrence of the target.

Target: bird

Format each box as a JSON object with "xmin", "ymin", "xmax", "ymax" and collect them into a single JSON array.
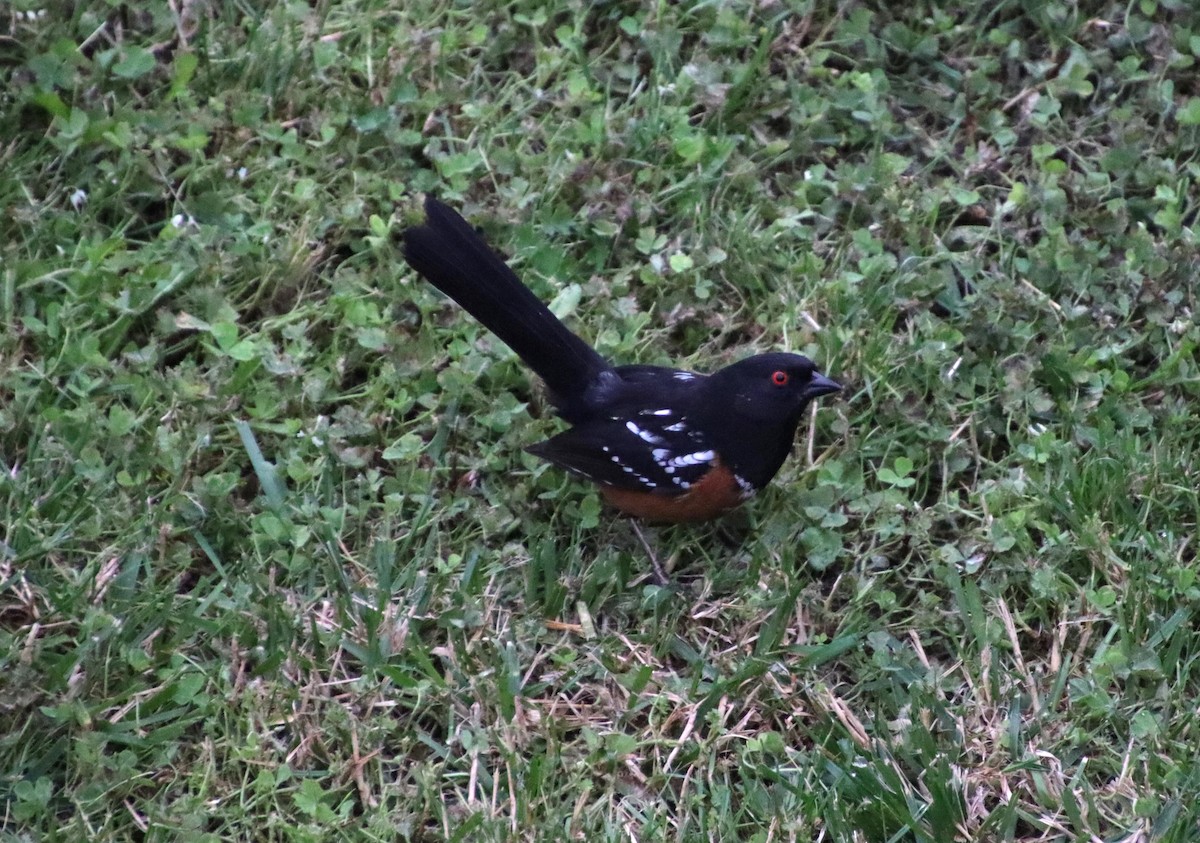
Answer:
[{"xmin": 402, "ymin": 196, "xmax": 841, "ymax": 524}]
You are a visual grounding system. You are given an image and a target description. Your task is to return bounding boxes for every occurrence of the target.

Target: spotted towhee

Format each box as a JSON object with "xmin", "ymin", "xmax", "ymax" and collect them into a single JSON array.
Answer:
[{"xmin": 403, "ymin": 197, "xmax": 841, "ymax": 523}]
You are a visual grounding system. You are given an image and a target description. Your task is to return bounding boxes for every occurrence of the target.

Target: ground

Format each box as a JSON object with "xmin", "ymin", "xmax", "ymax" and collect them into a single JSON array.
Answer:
[{"xmin": 2, "ymin": 1, "xmax": 1199, "ymax": 841}]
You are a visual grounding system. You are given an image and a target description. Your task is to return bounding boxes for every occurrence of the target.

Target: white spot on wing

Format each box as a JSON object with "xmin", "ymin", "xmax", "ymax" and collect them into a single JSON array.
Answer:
[
  {"xmin": 674, "ymin": 372, "xmax": 696, "ymax": 382},
  {"xmin": 668, "ymin": 450, "xmax": 714, "ymax": 467},
  {"xmin": 625, "ymin": 420, "xmax": 663, "ymax": 444}
]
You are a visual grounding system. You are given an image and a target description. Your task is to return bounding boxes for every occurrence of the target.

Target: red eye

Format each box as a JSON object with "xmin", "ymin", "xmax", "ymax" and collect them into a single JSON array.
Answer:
[{"xmin": 771, "ymin": 370, "xmax": 789, "ymax": 386}]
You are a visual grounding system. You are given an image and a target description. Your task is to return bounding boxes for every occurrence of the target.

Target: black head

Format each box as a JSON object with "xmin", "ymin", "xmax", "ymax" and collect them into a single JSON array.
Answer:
[
  {"xmin": 699, "ymin": 352, "xmax": 841, "ymax": 487},
  {"xmin": 709, "ymin": 352, "xmax": 840, "ymax": 419}
]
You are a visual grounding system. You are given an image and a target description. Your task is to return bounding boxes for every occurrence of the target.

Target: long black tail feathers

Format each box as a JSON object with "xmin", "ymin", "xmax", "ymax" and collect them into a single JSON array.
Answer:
[{"xmin": 402, "ymin": 197, "xmax": 612, "ymax": 406}]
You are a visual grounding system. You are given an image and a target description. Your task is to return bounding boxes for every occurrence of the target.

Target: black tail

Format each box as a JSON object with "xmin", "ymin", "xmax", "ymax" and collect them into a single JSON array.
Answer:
[{"xmin": 402, "ymin": 197, "xmax": 612, "ymax": 405}]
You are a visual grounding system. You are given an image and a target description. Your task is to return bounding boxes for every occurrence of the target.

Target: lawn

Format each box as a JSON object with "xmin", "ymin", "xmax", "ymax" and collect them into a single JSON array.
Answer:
[{"xmin": 2, "ymin": 1, "xmax": 1199, "ymax": 840}]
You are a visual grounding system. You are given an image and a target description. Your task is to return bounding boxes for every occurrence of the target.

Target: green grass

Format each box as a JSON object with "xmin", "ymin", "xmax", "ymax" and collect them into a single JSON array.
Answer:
[{"xmin": 3, "ymin": 1, "xmax": 1200, "ymax": 840}]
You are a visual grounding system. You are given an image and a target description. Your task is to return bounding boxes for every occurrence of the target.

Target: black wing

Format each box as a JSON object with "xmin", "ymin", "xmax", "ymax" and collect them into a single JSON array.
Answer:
[{"xmin": 526, "ymin": 406, "xmax": 720, "ymax": 494}]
